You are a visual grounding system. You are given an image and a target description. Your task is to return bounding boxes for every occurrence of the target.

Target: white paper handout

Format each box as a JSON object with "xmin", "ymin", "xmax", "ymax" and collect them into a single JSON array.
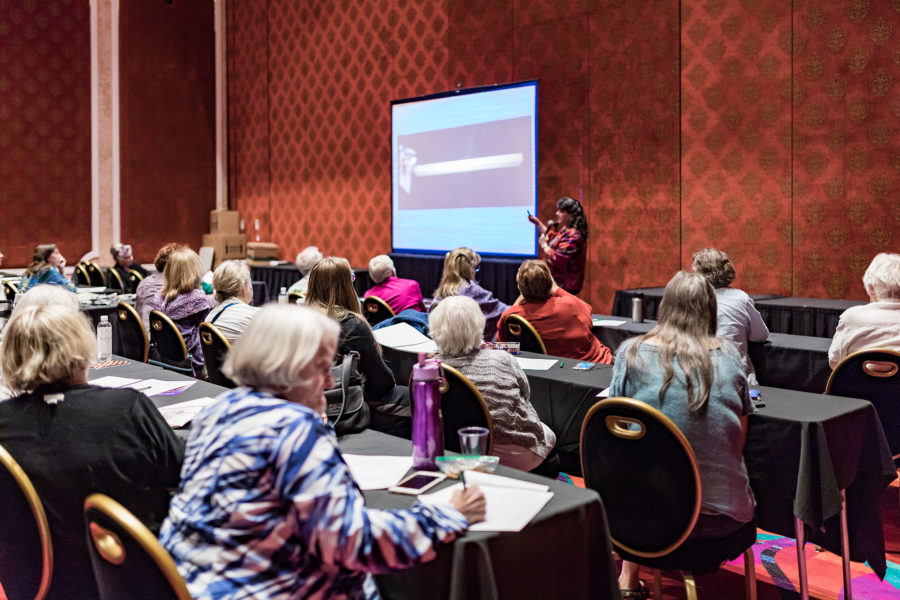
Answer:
[
  {"xmin": 372, "ymin": 323, "xmax": 434, "ymax": 349},
  {"xmin": 125, "ymin": 379, "xmax": 196, "ymax": 396},
  {"xmin": 343, "ymin": 455, "xmax": 414, "ymax": 490},
  {"xmin": 515, "ymin": 357, "xmax": 559, "ymax": 371},
  {"xmin": 420, "ymin": 470, "xmax": 553, "ymax": 532},
  {"xmin": 592, "ymin": 319, "xmax": 627, "ymax": 327},
  {"xmin": 89, "ymin": 375, "xmax": 141, "ymax": 388},
  {"xmin": 157, "ymin": 397, "xmax": 218, "ymax": 428}
]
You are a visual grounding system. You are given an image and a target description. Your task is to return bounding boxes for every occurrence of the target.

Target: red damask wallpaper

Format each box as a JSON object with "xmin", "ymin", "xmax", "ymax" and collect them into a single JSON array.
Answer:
[
  {"xmin": 0, "ymin": 0, "xmax": 92, "ymax": 267},
  {"xmin": 227, "ymin": 0, "xmax": 900, "ymax": 311}
]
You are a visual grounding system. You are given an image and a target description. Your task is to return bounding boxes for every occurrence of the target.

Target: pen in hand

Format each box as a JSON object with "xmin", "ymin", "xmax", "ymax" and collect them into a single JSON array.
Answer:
[{"xmin": 460, "ymin": 470, "xmax": 467, "ymax": 490}]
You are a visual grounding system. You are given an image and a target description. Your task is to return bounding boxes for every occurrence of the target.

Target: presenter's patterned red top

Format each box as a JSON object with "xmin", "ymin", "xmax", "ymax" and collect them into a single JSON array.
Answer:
[{"xmin": 544, "ymin": 227, "xmax": 586, "ymax": 295}]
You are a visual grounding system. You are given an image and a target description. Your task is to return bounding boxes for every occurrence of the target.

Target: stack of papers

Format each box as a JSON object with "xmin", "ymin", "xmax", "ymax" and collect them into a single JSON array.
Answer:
[
  {"xmin": 343, "ymin": 454, "xmax": 413, "ymax": 490},
  {"xmin": 89, "ymin": 375, "xmax": 196, "ymax": 397},
  {"xmin": 420, "ymin": 471, "xmax": 553, "ymax": 532},
  {"xmin": 372, "ymin": 323, "xmax": 438, "ymax": 353},
  {"xmin": 157, "ymin": 397, "xmax": 218, "ymax": 428},
  {"xmin": 515, "ymin": 357, "xmax": 558, "ymax": 371},
  {"xmin": 592, "ymin": 318, "xmax": 626, "ymax": 327}
]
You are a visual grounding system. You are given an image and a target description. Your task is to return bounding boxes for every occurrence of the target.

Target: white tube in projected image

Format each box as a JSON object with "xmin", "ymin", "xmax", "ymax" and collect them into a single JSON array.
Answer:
[{"xmin": 412, "ymin": 153, "xmax": 523, "ymax": 177}]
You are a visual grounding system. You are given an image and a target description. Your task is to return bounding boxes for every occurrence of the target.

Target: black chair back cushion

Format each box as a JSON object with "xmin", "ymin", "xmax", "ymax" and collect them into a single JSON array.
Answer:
[
  {"xmin": 827, "ymin": 349, "xmax": 900, "ymax": 455},
  {"xmin": 0, "ymin": 449, "xmax": 48, "ymax": 600},
  {"xmin": 200, "ymin": 323, "xmax": 236, "ymax": 388},
  {"xmin": 149, "ymin": 311, "xmax": 188, "ymax": 363},
  {"xmin": 439, "ymin": 369, "xmax": 491, "ymax": 454},
  {"xmin": 502, "ymin": 315, "xmax": 545, "ymax": 353},
  {"xmin": 363, "ymin": 296, "xmax": 394, "ymax": 326},
  {"xmin": 116, "ymin": 304, "xmax": 148, "ymax": 363}
]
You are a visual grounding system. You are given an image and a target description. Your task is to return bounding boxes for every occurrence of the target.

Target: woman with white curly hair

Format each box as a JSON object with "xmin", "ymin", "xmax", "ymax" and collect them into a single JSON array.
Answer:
[{"xmin": 829, "ymin": 252, "xmax": 900, "ymax": 368}]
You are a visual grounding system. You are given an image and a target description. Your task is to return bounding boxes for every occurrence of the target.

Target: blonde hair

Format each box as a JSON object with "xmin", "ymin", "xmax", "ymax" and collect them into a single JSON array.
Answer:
[
  {"xmin": 692, "ymin": 248, "xmax": 736, "ymax": 288},
  {"xmin": 223, "ymin": 304, "xmax": 339, "ymax": 393},
  {"xmin": 516, "ymin": 259, "xmax": 554, "ymax": 302},
  {"xmin": 429, "ymin": 295, "xmax": 484, "ymax": 358},
  {"xmin": 304, "ymin": 257, "xmax": 362, "ymax": 322},
  {"xmin": 435, "ymin": 247, "xmax": 480, "ymax": 300},
  {"xmin": 368, "ymin": 254, "xmax": 395, "ymax": 284},
  {"xmin": 624, "ymin": 271, "xmax": 717, "ymax": 412},
  {"xmin": 161, "ymin": 248, "xmax": 202, "ymax": 301},
  {"xmin": 1, "ymin": 304, "xmax": 96, "ymax": 392},
  {"xmin": 212, "ymin": 260, "xmax": 251, "ymax": 303},
  {"xmin": 863, "ymin": 253, "xmax": 900, "ymax": 301}
]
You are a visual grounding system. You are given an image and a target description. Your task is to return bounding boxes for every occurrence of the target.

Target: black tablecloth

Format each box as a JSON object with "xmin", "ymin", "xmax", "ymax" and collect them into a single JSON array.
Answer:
[
  {"xmin": 753, "ymin": 296, "xmax": 864, "ymax": 338},
  {"xmin": 249, "ymin": 264, "xmax": 372, "ymax": 302},
  {"xmin": 339, "ymin": 429, "xmax": 619, "ymax": 600},
  {"xmin": 611, "ymin": 287, "xmax": 781, "ymax": 322},
  {"xmin": 390, "ymin": 253, "xmax": 521, "ymax": 306},
  {"xmin": 591, "ymin": 315, "xmax": 834, "ymax": 394}
]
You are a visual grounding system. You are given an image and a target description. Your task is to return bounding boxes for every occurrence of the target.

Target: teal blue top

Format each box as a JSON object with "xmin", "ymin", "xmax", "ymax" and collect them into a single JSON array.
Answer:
[
  {"xmin": 19, "ymin": 267, "xmax": 77, "ymax": 293},
  {"xmin": 610, "ymin": 339, "xmax": 756, "ymax": 523}
]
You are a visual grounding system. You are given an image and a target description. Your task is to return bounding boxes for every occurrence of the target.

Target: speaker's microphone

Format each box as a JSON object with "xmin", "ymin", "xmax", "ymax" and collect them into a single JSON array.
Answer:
[{"xmin": 547, "ymin": 220, "xmax": 557, "ymax": 231}]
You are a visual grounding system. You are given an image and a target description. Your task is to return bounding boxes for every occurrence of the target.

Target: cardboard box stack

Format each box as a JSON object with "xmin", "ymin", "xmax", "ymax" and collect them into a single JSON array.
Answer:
[
  {"xmin": 202, "ymin": 210, "xmax": 246, "ymax": 267},
  {"xmin": 246, "ymin": 242, "xmax": 280, "ymax": 267}
]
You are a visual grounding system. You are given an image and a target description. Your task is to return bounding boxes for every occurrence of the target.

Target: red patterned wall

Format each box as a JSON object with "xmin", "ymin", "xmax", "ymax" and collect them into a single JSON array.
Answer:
[
  {"xmin": 119, "ymin": 0, "xmax": 216, "ymax": 263},
  {"xmin": 227, "ymin": 0, "xmax": 900, "ymax": 311},
  {"xmin": 0, "ymin": 0, "xmax": 92, "ymax": 267}
]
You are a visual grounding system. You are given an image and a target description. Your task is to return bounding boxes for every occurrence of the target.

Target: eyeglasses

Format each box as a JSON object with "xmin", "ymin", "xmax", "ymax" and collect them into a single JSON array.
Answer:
[{"xmin": 350, "ymin": 271, "xmax": 356, "ymax": 282}]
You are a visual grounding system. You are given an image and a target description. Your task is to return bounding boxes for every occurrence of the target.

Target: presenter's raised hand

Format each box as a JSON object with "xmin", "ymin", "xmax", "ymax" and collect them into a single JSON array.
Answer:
[{"xmin": 527, "ymin": 213, "xmax": 547, "ymax": 235}]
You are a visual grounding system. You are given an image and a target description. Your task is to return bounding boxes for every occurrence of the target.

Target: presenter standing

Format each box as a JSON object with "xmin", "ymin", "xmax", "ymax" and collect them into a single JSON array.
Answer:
[{"xmin": 528, "ymin": 196, "xmax": 588, "ymax": 294}]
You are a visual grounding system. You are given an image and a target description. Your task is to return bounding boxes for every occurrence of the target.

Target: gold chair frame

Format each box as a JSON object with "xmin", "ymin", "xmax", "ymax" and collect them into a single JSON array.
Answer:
[
  {"xmin": 363, "ymin": 295, "xmax": 396, "ymax": 323},
  {"xmin": 501, "ymin": 313, "xmax": 547, "ymax": 354},
  {"xmin": 117, "ymin": 302, "xmax": 149, "ymax": 363},
  {"xmin": 106, "ymin": 268, "xmax": 125, "ymax": 293}
]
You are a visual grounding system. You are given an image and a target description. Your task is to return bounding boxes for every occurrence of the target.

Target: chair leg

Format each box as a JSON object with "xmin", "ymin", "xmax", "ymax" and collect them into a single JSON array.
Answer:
[
  {"xmin": 840, "ymin": 489, "xmax": 852, "ymax": 600},
  {"xmin": 682, "ymin": 571, "xmax": 698, "ymax": 600},
  {"xmin": 652, "ymin": 568, "xmax": 663, "ymax": 599},
  {"xmin": 743, "ymin": 547, "xmax": 757, "ymax": 600},
  {"xmin": 794, "ymin": 516, "xmax": 810, "ymax": 600}
]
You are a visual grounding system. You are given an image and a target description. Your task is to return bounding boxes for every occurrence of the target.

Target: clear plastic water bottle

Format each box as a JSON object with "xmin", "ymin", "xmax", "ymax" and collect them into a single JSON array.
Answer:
[
  {"xmin": 411, "ymin": 353, "xmax": 444, "ymax": 469},
  {"xmin": 97, "ymin": 315, "xmax": 112, "ymax": 360},
  {"xmin": 278, "ymin": 287, "xmax": 288, "ymax": 303}
]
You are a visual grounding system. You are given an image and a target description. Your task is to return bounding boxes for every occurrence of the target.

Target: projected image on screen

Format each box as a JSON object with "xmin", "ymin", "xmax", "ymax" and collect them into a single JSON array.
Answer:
[
  {"xmin": 392, "ymin": 82, "xmax": 538, "ymax": 257},
  {"xmin": 397, "ymin": 117, "xmax": 533, "ymax": 210}
]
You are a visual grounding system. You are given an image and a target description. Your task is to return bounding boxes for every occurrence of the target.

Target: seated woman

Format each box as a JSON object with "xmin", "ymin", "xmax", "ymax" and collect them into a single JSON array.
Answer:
[
  {"xmin": 110, "ymin": 243, "xmax": 149, "ymax": 292},
  {"xmin": 499, "ymin": 259, "xmax": 612, "ymax": 363},
  {"xmin": 286, "ymin": 245, "xmax": 323, "ymax": 298},
  {"xmin": 430, "ymin": 295, "xmax": 557, "ymax": 474},
  {"xmin": 430, "ymin": 247, "xmax": 509, "ymax": 341},
  {"xmin": 206, "ymin": 260, "xmax": 258, "ymax": 343},
  {"xmin": 609, "ymin": 271, "xmax": 756, "ymax": 597},
  {"xmin": 151, "ymin": 247, "xmax": 210, "ymax": 373},
  {"xmin": 159, "ymin": 303, "xmax": 484, "ymax": 598},
  {"xmin": 829, "ymin": 252, "xmax": 900, "ymax": 368},
  {"xmin": 692, "ymin": 248, "xmax": 768, "ymax": 384},
  {"xmin": 0, "ymin": 303, "xmax": 183, "ymax": 599},
  {"xmin": 136, "ymin": 243, "xmax": 182, "ymax": 332},
  {"xmin": 364, "ymin": 253, "xmax": 425, "ymax": 313},
  {"xmin": 306, "ymin": 257, "xmax": 411, "ymax": 436},
  {"xmin": 19, "ymin": 243, "xmax": 76, "ymax": 292}
]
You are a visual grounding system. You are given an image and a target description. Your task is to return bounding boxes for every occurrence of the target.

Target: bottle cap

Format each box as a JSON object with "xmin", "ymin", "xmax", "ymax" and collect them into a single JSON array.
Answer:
[
  {"xmin": 100, "ymin": 315, "xmax": 108, "ymax": 322},
  {"xmin": 412, "ymin": 353, "xmax": 440, "ymax": 381}
]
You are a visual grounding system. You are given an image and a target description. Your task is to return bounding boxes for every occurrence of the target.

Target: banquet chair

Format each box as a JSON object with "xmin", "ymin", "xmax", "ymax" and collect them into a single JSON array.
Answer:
[
  {"xmin": 363, "ymin": 296, "xmax": 395, "ymax": 326},
  {"xmin": 499, "ymin": 314, "xmax": 547, "ymax": 354},
  {"xmin": 116, "ymin": 302, "xmax": 149, "ymax": 363},
  {"xmin": 288, "ymin": 291, "xmax": 303, "ymax": 304},
  {"xmin": 148, "ymin": 310, "xmax": 194, "ymax": 376},
  {"xmin": 580, "ymin": 398, "xmax": 757, "ymax": 600},
  {"xmin": 85, "ymin": 261, "xmax": 107, "ymax": 287},
  {"xmin": 75, "ymin": 263, "xmax": 91, "ymax": 286},
  {"xmin": 0, "ymin": 443, "xmax": 53, "ymax": 600},
  {"xmin": 106, "ymin": 268, "xmax": 126, "ymax": 293},
  {"xmin": 3, "ymin": 280, "xmax": 17, "ymax": 302},
  {"xmin": 410, "ymin": 364, "xmax": 493, "ymax": 454},
  {"xmin": 83, "ymin": 494, "xmax": 192, "ymax": 600},
  {"xmin": 199, "ymin": 322, "xmax": 235, "ymax": 388},
  {"xmin": 128, "ymin": 269, "xmax": 144, "ymax": 289}
]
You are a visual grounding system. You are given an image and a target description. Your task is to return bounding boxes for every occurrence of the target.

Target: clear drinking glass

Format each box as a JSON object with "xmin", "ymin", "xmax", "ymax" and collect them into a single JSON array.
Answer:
[{"xmin": 458, "ymin": 426, "xmax": 489, "ymax": 456}]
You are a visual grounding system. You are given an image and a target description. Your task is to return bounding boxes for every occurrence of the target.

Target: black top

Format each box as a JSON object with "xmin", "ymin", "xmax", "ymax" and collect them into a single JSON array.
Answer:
[
  {"xmin": 339, "ymin": 314, "xmax": 396, "ymax": 405},
  {"xmin": 0, "ymin": 384, "xmax": 184, "ymax": 599},
  {"xmin": 112, "ymin": 262, "xmax": 149, "ymax": 292}
]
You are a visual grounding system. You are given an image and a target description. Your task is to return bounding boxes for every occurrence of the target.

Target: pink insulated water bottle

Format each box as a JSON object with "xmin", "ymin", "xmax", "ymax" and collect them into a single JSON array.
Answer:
[{"xmin": 411, "ymin": 353, "xmax": 444, "ymax": 469}]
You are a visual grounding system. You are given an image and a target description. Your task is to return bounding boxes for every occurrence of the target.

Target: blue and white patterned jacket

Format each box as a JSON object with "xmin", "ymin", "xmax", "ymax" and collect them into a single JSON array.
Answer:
[{"xmin": 159, "ymin": 388, "xmax": 468, "ymax": 599}]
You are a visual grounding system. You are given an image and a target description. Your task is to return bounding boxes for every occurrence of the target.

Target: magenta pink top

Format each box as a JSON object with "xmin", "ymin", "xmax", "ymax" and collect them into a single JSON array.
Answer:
[{"xmin": 364, "ymin": 275, "xmax": 426, "ymax": 314}]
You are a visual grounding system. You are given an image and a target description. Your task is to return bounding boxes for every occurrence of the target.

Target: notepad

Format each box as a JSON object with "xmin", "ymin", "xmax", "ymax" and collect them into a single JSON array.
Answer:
[
  {"xmin": 157, "ymin": 397, "xmax": 218, "ymax": 428},
  {"xmin": 592, "ymin": 318, "xmax": 627, "ymax": 327},
  {"xmin": 515, "ymin": 357, "xmax": 558, "ymax": 371},
  {"xmin": 343, "ymin": 455, "xmax": 414, "ymax": 490},
  {"xmin": 373, "ymin": 323, "xmax": 435, "ymax": 349},
  {"xmin": 420, "ymin": 471, "xmax": 553, "ymax": 532}
]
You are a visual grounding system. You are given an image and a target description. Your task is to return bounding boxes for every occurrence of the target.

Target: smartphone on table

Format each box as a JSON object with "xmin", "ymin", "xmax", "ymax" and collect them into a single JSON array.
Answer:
[{"xmin": 388, "ymin": 471, "xmax": 446, "ymax": 495}]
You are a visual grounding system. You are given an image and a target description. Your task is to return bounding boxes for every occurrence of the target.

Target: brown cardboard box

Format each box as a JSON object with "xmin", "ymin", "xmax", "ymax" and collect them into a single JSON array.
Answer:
[
  {"xmin": 247, "ymin": 242, "xmax": 279, "ymax": 260},
  {"xmin": 202, "ymin": 233, "xmax": 246, "ymax": 265},
  {"xmin": 210, "ymin": 210, "xmax": 241, "ymax": 234}
]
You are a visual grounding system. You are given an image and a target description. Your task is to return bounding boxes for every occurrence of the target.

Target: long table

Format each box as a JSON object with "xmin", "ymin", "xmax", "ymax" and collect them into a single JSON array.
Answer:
[
  {"xmin": 612, "ymin": 287, "xmax": 781, "ymax": 323},
  {"xmin": 591, "ymin": 315, "xmax": 834, "ymax": 393},
  {"xmin": 96, "ymin": 357, "xmax": 618, "ymax": 600},
  {"xmin": 381, "ymin": 344, "xmax": 896, "ymax": 578},
  {"xmin": 343, "ymin": 430, "xmax": 618, "ymax": 600},
  {"xmin": 753, "ymin": 296, "xmax": 864, "ymax": 339}
]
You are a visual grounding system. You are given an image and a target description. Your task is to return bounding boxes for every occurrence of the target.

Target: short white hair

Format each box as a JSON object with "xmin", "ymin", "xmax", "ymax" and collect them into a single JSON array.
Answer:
[
  {"xmin": 295, "ymin": 246, "xmax": 324, "ymax": 276},
  {"xmin": 223, "ymin": 303, "xmax": 339, "ymax": 393},
  {"xmin": 429, "ymin": 296, "xmax": 484, "ymax": 358},
  {"xmin": 368, "ymin": 254, "xmax": 395, "ymax": 284},
  {"xmin": 863, "ymin": 253, "xmax": 900, "ymax": 300},
  {"xmin": 13, "ymin": 284, "xmax": 80, "ymax": 313}
]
